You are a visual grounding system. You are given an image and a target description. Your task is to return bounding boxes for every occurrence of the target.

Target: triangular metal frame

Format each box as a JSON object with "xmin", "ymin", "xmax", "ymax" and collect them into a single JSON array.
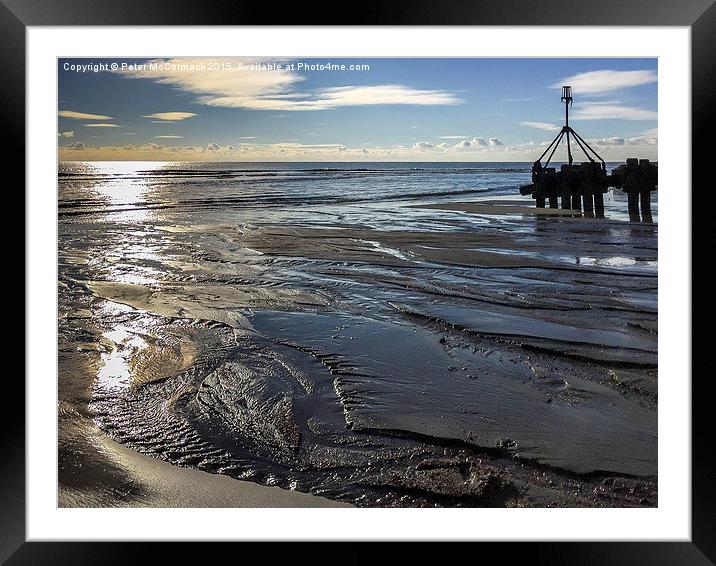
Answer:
[{"xmin": 536, "ymin": 86, "xmax": 606, "ymax": 171}]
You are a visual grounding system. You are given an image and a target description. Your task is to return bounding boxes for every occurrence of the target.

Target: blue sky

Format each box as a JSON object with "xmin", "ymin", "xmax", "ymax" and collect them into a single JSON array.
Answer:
[{"xmin": 58, "ymin": 57, "xmax": 657, "ymax": 161}]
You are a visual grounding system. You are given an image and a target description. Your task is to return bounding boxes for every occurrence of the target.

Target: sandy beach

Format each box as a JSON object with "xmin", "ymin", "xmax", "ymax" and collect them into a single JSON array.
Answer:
[
  {"xmin": 58, "ymin": 162, "xmax": 657, "ymax": 507},
  {"xmin": 58, "ymin": 349, "xmax": 348, "ymax": 508},
  {"xmin": 59, "ymin": 417, "xmax": 348, "ymax": 508}
]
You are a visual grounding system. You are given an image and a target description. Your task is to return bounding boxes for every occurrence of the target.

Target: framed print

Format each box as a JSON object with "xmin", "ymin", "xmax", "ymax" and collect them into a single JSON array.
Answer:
[{"xmin": 9, "ymin": 0, "xmax": 710, "ymax": 561}]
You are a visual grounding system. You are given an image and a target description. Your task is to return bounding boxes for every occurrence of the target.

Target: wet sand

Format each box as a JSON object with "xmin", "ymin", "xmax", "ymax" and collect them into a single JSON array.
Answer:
[
  {"xmin": 58, "ymin": 163, "xmax": 657, "ymax": 507},
  {"xmin": 414, "ymin": 199, "xmax": 578, "ymax": 216},
  {"xmin": 59, "ymin": 415, "xmax": 347, "ymax": 508},
  {"xmin": 58, "ymin": 349, "xmax": 348, "ymax": 508},
  {"xmin": 62, "ymin": 220, "xmax": 656, "ymax": 505}
]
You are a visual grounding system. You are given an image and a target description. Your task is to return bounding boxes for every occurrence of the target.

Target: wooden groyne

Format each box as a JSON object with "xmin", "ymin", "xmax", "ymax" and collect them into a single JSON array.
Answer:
[
  {"xmin": 518, "ymin": 86, "xmax": 657, "ymax": 221},
  {"xmin": 519, "ymin": 158, "xmax": 658, "ymax": 221}
]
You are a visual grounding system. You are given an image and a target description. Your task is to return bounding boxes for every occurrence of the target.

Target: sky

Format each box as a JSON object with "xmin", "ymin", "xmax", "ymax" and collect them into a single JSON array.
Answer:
[{"xmin": 58, "ymin": 57, "xmax": 657, "ymax": 162}]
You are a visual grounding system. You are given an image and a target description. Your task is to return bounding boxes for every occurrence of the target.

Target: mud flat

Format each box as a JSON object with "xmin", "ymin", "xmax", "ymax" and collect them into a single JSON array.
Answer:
[
  {"xmin": 414, "ymin": 199, "xmax": 578, "ymax": 216},
  {"xmin": 58, "ymin": 163, "xmax": 657, "ymax": 507},
  {"xmin": 58, "ymin": 341, "xmax": 348, "ymax": 508}
]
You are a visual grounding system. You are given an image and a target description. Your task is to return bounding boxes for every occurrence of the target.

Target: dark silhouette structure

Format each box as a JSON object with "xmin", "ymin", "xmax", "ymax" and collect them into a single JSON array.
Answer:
[
  {"xmin": 609, "ymin": 158, "xmax": 659, "ymax": 222},
  {"xmin": 519, "ymin": 86, "xmax": 657, "ymax": 221}
]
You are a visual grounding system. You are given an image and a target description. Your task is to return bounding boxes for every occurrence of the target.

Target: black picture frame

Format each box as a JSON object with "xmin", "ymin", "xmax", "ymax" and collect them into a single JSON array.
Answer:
[{"xmin": 7, "ymin": 0, "xmax": 708, "ymax": 562}]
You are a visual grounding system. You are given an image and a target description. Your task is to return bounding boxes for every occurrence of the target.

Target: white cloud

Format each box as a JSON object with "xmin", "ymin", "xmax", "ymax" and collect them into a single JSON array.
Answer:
[
  {"xmin": 431, "ymin": 136, "xmax": 502, "ymax": 151},
  {"xmin": 587, "ymin": 128, "xmax": 658, "ymax": 149},
  {"xmin": 438, "ymin": 135, "xmax": 468, "ymax": 139},
  {"xmin": 58, "ymin": 129, "xmax": 656, "ymax": 162},
  {"xmin": 449, "ymin": 137, "xmax": 489, "ymax": 149},
  {"xmin": 117, "ymin": 58, "xmax": 462, "ymax": 111},
  {"xmin": 142, "ymin": 112, "xmax": 197, "ymax": 121},
  {"xmin": 273, "ymin": 142, "xmax": 346, "ymax": 150},
  {"xmin": 155, "ymin": 135, "xmax": 184, "ymax": 139},
  {"xmin": 551, "ymin": 70, "xmax": 657, "ymax": 94},
  {"xmin": 520, "ymin": 121, "xmax": 560, "ymax": 131},
  {"xmin": 307, "ymin": 85, "xmax": 460, "ymax": 110},
  {"xmin": 590, "ymin": 137, "xmax": 626, "ymax": 146},
  {"xmin": 572, "ymin": 104, "xmax": 657, "ymax": 121},
  {"xmin": 58, "ymin": 131, "xmax": 74, "ymax": 138},
  {"xmin": 623, "ymin": 128, "xmax": 658, "ymax": 146},
  {"xmin": 58, "ymin": 110, "xmax": 113, "ymax": 120},
  {"xmin": 579, "ymin": 99, "xmax": 622, "ymax": 105},
  {"xmin": 84, "ymin": 123, "xmax": 121, "ymax": 128},
  {"xmin": 627, "ymin": 137, "xmax": 657, "ymax": 146}
]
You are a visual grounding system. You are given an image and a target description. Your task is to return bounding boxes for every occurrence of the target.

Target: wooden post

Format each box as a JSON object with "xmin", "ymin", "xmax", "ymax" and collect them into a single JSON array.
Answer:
[
  {"xmin": 571, "ymin": 192, "xmax": 582, "ymax": 212},
  {"xmin": 628, "ymin": 192, "xmax": 640, "ymax": 222},
  {"xmin": 594, "ymin": 192, "xmax": 605, "ymax": 218},
  {"xmin": 536, "ymin": 194, "xmax": 546, "ymax": 208},
  {"xmin": 561, "ymin": 195, "xmax": 572, "ymax": 209},
  {"xmin": 583, "ymin": 193, "xmax": 594, "ymax": 217},
  {"xmin": 640, "ymin": 190, "xmax": 653, "ymax": 223},
  {"xmin": 549, "ymin": 195, "xmax": 559, "ymax": 208}
]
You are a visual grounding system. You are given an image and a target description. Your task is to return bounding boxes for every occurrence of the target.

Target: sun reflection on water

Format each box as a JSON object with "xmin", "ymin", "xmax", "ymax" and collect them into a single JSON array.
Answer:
[
  {"xmin": 70, "ymin": 162, "xmax": 185, "ymax": 285},
  {"xmin": 81, "ymin": 161, "xmax": 177, "ymax": 223}
]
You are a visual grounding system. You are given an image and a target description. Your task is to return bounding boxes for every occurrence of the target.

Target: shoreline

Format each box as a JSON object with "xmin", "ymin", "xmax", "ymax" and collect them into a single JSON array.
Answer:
[
  {"xmin": 58, "ymin": 347, "xmax": 349, "ymax": 508},
  {"xmin": 59, "ymin": 414, "xmax": 349, "ymax": 508}
]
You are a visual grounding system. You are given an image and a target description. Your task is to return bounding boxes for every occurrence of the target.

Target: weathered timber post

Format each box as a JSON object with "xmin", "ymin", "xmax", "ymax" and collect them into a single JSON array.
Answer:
[
  {"xmin": 559, "ymin": 164, "xmax": 581, "ymax": 215},
  {"xmin": 609, "ymin": 158, "xmax": 658, "ymax": 223},
  {"xmin": 583, "ymin": 192, "xmax": 594, "ymax": 217},
  {"xmin": 640, "ymin": 190, "xmax": 653, "ymax": 223},
  {"xmin": 580, "ymin": 161, "xmax": 604, "ymax": 219},
  {"xmin": 638, "ymin": 159, "xmax": 657, "ymax": 223},
  {"xmin": 571, "ymin": 194, "xmax": 582, "ymax": 212},
  {"xmin": 594, "ymin": 192, "xmax": 605, "ymax": 218},
  {"xmin": 628, "ymin": 192, "xmax": 640, "ymax": 221}
]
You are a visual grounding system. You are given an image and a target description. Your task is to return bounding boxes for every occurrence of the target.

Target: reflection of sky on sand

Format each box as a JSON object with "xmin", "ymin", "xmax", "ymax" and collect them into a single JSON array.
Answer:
[
  {"xmin": 574, "ymin": 256, "xmax": 657, "ymax": 268},
  {"xmin": 359, "ymin": 239, "xmax": 418, "ymax": 262},
  {"xmin": 113, "ymin": 241, "xmax": 166, "ymax": 285},
  {"xmin": 473, "ymin": 246, "xmax": 657, "ymax": 273},
  {"xmin": 112, "ymin": 269, "xmax": 162, "ymax": 286},
  {"xmin": 88, "ymin": 228, "xmax": 165, "ymax": 285},
  {"xmin": 97, "ymin": 327, "xmax": 148, "ymax": 392},
  {"xmin": 95, "ymin": 302, "xmax": 150, "ymax": 393}
]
